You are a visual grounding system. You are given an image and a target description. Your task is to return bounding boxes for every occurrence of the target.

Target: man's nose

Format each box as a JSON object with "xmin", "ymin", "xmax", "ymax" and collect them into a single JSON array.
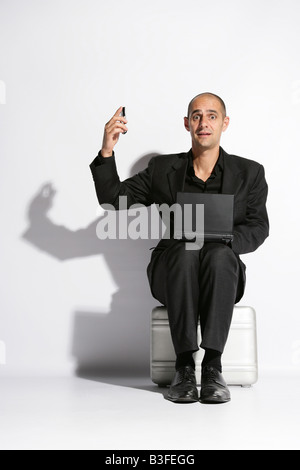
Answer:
[{"xmin": 198, "ymin": 119, "xmax": 208, "ymax": 128}]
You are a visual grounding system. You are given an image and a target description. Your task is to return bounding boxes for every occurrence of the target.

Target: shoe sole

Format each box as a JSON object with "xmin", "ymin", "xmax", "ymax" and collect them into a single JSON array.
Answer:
[
  {"xmin": 199, "ymin": 397, "xmax": 231, "ymax": 404},
  {"xmin": 167, "ymin": 396, "xmax": 199, "ymax": 404}
]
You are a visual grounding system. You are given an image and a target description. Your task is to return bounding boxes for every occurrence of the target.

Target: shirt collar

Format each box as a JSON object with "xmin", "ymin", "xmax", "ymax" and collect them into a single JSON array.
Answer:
[{"xmin": 188, "ymin": 147, "xmax": 224, "ymax": 176}]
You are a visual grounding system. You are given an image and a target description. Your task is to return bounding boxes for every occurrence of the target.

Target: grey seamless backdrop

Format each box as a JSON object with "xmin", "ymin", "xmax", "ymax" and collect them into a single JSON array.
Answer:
[{"xmin": 0, "ymin": 0, "xmax": 299, "ymax": 376}]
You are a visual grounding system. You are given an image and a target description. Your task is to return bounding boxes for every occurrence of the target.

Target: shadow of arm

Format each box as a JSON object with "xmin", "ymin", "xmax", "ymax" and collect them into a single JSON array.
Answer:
[{"xmin": 21, "ymin": 183, "xmax": 104, "ymax": 261}]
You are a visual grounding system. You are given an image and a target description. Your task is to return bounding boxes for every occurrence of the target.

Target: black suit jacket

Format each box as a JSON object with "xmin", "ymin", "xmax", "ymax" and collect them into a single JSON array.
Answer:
[{"xmin": 90, "ymin": 148, "xmax": 269, "ymax": 301}]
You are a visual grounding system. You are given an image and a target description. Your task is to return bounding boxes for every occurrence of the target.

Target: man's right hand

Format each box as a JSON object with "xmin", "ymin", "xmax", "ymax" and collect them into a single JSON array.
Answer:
[{"xmin": 101, "ymin": 106, "xmax": 128, "ymax": 158}]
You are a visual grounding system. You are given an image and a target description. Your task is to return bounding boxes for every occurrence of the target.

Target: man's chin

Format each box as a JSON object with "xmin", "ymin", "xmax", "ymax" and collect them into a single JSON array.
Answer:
[{"xmin": 195, "ymin": 141, "xmax": 216, "ymax": 150}]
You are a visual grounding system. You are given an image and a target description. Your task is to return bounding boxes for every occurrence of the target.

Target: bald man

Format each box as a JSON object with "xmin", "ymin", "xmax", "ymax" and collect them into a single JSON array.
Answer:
[{"xmin": 90, "ymin": 93, "xmax": 269, "ymax": 404}]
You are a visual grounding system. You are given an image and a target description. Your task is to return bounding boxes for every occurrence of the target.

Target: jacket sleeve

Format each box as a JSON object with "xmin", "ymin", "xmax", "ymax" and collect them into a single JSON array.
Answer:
[
  {"xmin": 89, "ymin": 153, "xmax": 155, "ymax": 209},
  {"xmin": 232, "ymin": 164, "xmax": 269, "ymax": 255}
]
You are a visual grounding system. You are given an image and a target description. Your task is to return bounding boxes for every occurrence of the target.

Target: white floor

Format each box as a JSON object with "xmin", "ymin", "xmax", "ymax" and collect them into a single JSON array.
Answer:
[{"xmin": 0, "ymin": 370, "xmax": 299, "ymax": 450}]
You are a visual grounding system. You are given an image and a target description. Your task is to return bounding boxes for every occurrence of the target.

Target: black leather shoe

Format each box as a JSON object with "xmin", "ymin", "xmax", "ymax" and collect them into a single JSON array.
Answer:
[
  {"xmin": 167, "ymin": 366, "xmax": 198, "ymax": 403},
  {"xmin": 200, "ymin": 366, "xmax": 231, "ymax": 404}
]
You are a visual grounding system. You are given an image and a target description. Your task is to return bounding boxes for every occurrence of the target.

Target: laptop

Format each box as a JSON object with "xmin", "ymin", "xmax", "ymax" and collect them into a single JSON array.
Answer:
[{"xmin": 174, "ymin": 192, "xmax": 234, "ymax": 243}]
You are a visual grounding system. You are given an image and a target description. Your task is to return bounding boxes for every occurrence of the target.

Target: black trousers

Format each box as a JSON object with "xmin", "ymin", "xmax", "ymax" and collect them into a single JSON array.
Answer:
[{"xmin": 149, "ymin": 241, "xmax": 243, "ymax": 355}]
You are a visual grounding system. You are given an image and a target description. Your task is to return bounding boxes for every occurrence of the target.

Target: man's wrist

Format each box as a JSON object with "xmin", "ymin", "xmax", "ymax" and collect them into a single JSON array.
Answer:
[
  {"xmin": 96, "ymin": 150, "xmax": 115, "ymax": 163},
  {"xmin": 100, "ymin": 149, "xmax": 114, "ymax": 158}
]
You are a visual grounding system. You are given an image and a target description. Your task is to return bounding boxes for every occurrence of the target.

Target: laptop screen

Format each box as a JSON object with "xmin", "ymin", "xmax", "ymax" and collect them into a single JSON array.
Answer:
[{"xmin": 174, "ymin": 192, "xmax": 234, "ymax": 241}]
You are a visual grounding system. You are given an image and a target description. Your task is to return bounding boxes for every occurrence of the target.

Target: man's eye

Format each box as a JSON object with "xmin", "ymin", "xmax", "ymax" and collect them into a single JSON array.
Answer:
[
  {"xmin": 210, "ymin": 115, "xmax": 216, "ymax": 120},
  {"xmin": 193, "ymin": 115, "xmax": 200, "ymax": 120}
]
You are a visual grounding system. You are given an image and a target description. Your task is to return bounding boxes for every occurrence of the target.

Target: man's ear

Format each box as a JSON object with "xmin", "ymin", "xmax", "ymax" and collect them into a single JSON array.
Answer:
[
  {"xmin": 222, "ymin": 116, "xmax": 230, "ymax": 132},
  {"xmin": 184, "ymin": 116, "xmax": 190, "ymax": 132}
]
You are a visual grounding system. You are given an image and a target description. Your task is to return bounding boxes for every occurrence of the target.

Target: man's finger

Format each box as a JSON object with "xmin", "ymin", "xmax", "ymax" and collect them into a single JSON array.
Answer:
[
  {"xmin": 112, "ymin": 123, "xmax": 128, "ymax": 134},
  {"xmin": 105, "ymin": 116, "xmax": 128, "ymax": 132},
  {"xmin": 114, "ymin": 106, "xmax": 124, "ymax": 117},
  {"xmin": 105, "ymin": 123, "xmax": 128, "ymax": 136},
  {"xmin": 107, "ymin": 114, "xmax": 128, "ymax": 125}
]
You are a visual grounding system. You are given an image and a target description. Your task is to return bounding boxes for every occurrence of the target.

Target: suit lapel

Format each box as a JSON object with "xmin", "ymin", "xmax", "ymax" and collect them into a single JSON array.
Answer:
[
  {"xmin": 221, "ymin": 149, "xmax": 245, "ymax": 196},
  {"xmin": 167, "ymin": 151, "xmax": 190, "ymax": 202}
]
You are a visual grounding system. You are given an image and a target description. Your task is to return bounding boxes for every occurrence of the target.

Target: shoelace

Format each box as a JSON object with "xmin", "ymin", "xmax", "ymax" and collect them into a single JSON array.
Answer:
[
  {"xmin": 177, "ymin": 367, "xmax": 195, "ymax": 384},
  {"xmin": 202, "ymin": 367, "xmax": 219, "ymax": 384}
]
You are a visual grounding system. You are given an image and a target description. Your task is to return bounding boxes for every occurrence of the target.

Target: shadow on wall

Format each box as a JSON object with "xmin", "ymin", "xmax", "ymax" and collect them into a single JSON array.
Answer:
[{"xmin": 21, "ymin": 153, "xmax": 162, "ymax": 377}]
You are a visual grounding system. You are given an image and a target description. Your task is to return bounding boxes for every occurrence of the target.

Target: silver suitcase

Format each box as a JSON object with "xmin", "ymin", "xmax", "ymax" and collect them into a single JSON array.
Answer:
[{"xmin": 151, "ymin": 305, "xmax": 258, "ymax": 387}]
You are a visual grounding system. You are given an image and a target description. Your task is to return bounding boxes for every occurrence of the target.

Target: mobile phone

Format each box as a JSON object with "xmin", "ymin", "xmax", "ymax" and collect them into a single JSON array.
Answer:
[{"xmin": 121, "ymin": 107, "xmax": 127, "ymax": 134}]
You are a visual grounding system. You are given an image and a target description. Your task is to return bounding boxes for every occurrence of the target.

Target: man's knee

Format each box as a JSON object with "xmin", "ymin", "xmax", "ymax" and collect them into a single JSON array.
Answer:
[
  {"xmin": 164, "ymin": 241, "xmax": 200, "ymax": 270},
  {"xmin": 200, "ymin": 243, "xmax": 239, "ymax": 270}
]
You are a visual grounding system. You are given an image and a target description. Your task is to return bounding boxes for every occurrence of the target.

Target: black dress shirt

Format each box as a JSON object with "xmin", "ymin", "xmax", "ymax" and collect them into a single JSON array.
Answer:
[{"xmin": 184, "ymin": 149, "xmax": 224, "ymax": 194}]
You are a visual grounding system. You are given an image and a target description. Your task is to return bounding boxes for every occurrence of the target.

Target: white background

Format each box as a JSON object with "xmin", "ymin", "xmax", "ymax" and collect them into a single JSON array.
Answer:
[{"xmin": 1, "ymin": 0, "xmax": 300, "ymax": 378}]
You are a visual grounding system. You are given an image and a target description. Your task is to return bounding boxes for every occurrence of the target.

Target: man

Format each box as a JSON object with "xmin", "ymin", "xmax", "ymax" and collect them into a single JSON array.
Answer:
[{"xmin": 90, "ymin": 93, "xmax": 269, "ymax": 404}]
